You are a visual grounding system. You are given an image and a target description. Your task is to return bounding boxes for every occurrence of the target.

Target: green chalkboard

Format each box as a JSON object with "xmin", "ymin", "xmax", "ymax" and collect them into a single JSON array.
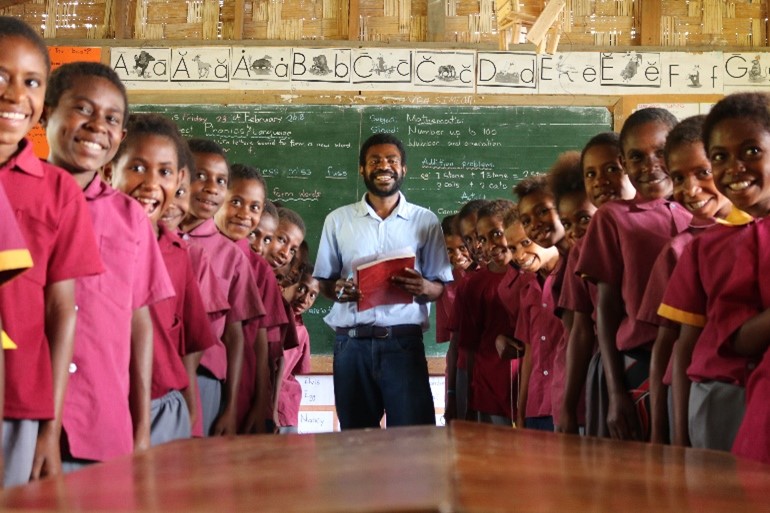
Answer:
[{"xmin": 134, "ymin": 104, "xmax": 612, "ymax": 357}]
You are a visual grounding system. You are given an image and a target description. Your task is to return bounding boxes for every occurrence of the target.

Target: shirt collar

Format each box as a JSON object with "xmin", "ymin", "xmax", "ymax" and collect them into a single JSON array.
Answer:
[
  {"xmin": 83, "ymin": 174, "xmax": 113, "ymax": 200},
  {"xmin": 6, "ymin": 139, "xmax": 44, "ymax": 178},
  {"xmin": 356, "ymin": 191, "xmax": 411, "ymax": 220},
  {"xmin": 716, "ymin": 205, "xmax": 754, "ymax": 226},
  {"xmin": 159, "ymin": 224, "xmax": 185, "ymax": 249},
  {"xmin": 183, "ymin": 218, "xmax": 219, "ymax": 238}
]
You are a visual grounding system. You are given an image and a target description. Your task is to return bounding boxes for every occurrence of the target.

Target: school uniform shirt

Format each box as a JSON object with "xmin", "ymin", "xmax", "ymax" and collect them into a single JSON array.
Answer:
[
  {"xmin": 234, "ymin": 239, "xmax": 291, "ymax": 429},
  {"xmin": 456, "ymin": 268, "xmax": 518, "ymax": 418},
  {"xmin": 732, "ymin": 350, "xmax": 770, "ymax": 464},
  {"xmin": 658, "ymin": 220, "xmax": 759, "ymax": 386},
  {"xmin": 576, "ymin": 196, "xmax": 692, "ymax": 351},
  {"xmin": 0, "ymin": 140, "xmax": 104, "ymax": 420},
  {"xmin": 186, "ymin": 242, "xmax": 230, "ymax": 322},
  {"xmin": 515, "ymin": 273, "xmax": 563, "ymax": 419},
  {"xmin": 277, "ymin": 316, "xmax": 311, "ymax": 428},
  {"xmin": 184, "ymin": 238, "xmax": 230, "ymax": 438},
  {"xmin": 448, "ymin": 268, "xmax": 479, "ymax": 371},
  {"xmin": 151, "ymin": 226, "xmax": 219, "ymax": 400},
  {"xmin": 546, "ymin": 260, "xmax": 569, "ymax": 425},
  {"xmin": 558, "ymin": 237, "xmax": 596, "ymax": 316},
  {"xmin": 0, "ymin": 181, "xmax": 32, "ymax": 286},
  {"xmin": 63, "ymin": 176, "xmax": 175, "ymax": 462},
  {"xmin": 314, "ymin": 192, "xmax": 453, "ymax": 331},
  {"xmin": 496, "ymin": 264, "xmax": 530, "ymax": 402},
  {"xmin": 179, "ymin": 219, "xmax": 265, "ymax": 380},
  {"xmin": 732, "ymin": 218, "xmax": 770, "ymax": 462},
  {"xmin": 436, "ymin": 267, "xmax": 465, "ymax": 344}
]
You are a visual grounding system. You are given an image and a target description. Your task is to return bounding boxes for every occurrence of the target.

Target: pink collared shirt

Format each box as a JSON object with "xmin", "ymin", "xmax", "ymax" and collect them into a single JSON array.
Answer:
[
  {"xmin": 515, "ymin": 273, "xmax": 563, "ymax": 419},
  {"xmin": 457, "ymin": 268, "xmax": 519, "ymax": 418},
  {"xmin": 151, "ymin": 226, "xmax": 219, "ymax": 400},
  {"xmin": 0, "ymin": 181, "xmax": 32, "ymax": 285},
  {"xmin": 576, "ymin": 196, "xmax": 692, "ymax": 351},
  {"xmin": 660, "ymin": 222, "xmax": 760, "ymax": 386},
  {"xmin": 179, "ymin": 219, "xmax": 265, "ymax": 379},
  {"xmin": 64, "ymin": 176, "xmax": 175, "ymax": 461},
  {"xmin": 0, "ymin": 140, "xmax": 104, "ymax": 420},
  {"xmin": 277, "ymin": 316, "xmax": 311, "ymax": 427}
]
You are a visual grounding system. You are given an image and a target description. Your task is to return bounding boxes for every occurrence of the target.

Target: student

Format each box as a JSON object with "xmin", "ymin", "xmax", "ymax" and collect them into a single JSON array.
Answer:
[
  {"xmin": 513, "ymin": 174, "xmax": 567, "ymax": 431},
  {"xmin": 557, "ymin": 132, "xmax": 636, "ymax": 435},
  {"xmin": 576, "ymin": 108, "xmax": 692, "ymax": 441},
  {"xmin": 160, "ymin": 157, "xmax": 229, "ymax": 437},
  {"xmin": 659, "ymin": 93, "xmax": 770, "ymax": 450},
  {"xmin": 0, "ymin": 17, "xmax": 104, "ymax": 486},
  {"xmin": 249, "ymin": 200, "xmax": 278, "ymax": 256},
  {"xmin": 437, "ymin": 214, "xmax": 471, "ymax": 422},
  {"xmin": 179, "ymin": 139, "xmax": 264, "ymax": 436},
  {"xmin": 456, "ymin": 199, "xmax": 517, "ymax": 425},
  {"xmin": 43, "ymin": 63, "xmax": 176, "ymax": 468},
  {"xmin": 107, "ymin": 113, "xmax": 220, "ymax": 446},
  {"xmin": 263, "ymin": 207, "xmax": 306, "ymax": 432},
  {"xmin": 211, "ymin": 163, "xmax": 287, "ymax": 434},
  {"xmin": 276, "ymin": 241, "xmax": 309, "ymax": 290},
  {"xmin": 277, "ymin": 267, "xmax": 318, "ymax": 433},
  {"xmin": 445, "ymin": 200, "xmax": 489, "ymax": 423},
  {"xmin": 0, "ymin": 181, "xmax": 33, "ymax": 482},
  {"xmin": 547, "ymin": 155, "xmax": 598, "ymax": 433},
  {"xmin": 636, "ymin": 115, "xmax": 745, "ymax": 444}
]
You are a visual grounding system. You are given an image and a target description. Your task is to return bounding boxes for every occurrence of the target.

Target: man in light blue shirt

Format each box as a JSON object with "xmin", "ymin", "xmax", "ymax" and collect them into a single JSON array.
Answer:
[{"xmin": 314, "ymin": 133, "xmax": 453, "ymax": 429}]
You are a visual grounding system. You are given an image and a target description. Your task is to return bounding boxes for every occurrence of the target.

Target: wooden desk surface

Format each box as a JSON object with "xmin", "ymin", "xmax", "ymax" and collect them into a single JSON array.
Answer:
[{"xmin": 2, "ymin": 422, "xmax": 768, "ymax": 513}]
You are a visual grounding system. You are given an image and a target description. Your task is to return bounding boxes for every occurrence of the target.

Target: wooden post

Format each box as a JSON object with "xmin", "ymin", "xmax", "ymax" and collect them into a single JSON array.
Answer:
[
  {"xmin": 639, "ymin": 0, "xmax": 662, "ymax": 46},
  {"xmin": 427, "ymin": 0, "xmax": 446, "ymax": 42},
  {"xmin": 112, "ymin": 0, "xmax": 136, "ymax": 39},
  {"xmin": 349, "ymin": 0, "xmax": 360, "ymax": 40},
  {"xmin": 232, "ymin": 0, "xmax": 245, "ymax": 39}
]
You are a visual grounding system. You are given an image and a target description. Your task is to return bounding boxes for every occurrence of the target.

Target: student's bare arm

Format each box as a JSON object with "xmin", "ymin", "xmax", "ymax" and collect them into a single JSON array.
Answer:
[
  {"xmin": 182, "ymin": 351, "xmax": 204, "ymax": 430},
  {"xmin": 33, "ymin": 279, "xmax": 77, "ymax": 480},
  {"xmin": 650, "ymin": 325, "xmax": 678, "ymax": 444},
  {"xmin": 671, "ymin": 324, "xmax": 700, "ymax": 447},
  {"xmin": 558, "ymin": 310, "xmax": 595, "ymax": 434},
  {"xmin": 444, "ymin": 333, "xmax": 460, "ymax": 423},
  {"xmin": 212, "ymin": 321, "xmax": 244, "ymax": 436},
  {"xmin": 243, "ymin": 328, "xmax": 269, "ymax": 434},
  {"xmin": 517, "ymin": 342, "xmax": 533, "ymax": 429},
  {"xmin": 596, "ymin": 282, "xmax": 639, "ymax": 441},
  {"xmin": 390, "ymin": 268, "xmax": 444, "ymax": 303},
  {"xmin": 128, "ymin": 306, "xmax": 153, "ymax": 453},
  {"xmin": 273, "ymin": 355, "xmax": 285, "ymax": 431},
  {"xmin": 732, "ymin": 308, "xmax": 770, "ymax": 356}
]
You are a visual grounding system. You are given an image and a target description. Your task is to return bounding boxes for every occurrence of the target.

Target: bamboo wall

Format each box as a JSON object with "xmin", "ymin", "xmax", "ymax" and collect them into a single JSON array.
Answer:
[{"xmin": 0, "ymin": 0, "xmax": 767, "ymax": 47}]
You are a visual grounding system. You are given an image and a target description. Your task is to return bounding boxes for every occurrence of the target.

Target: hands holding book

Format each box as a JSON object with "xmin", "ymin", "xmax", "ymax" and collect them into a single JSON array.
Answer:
[{"xmin": 390, "ymin": 268, "xmax": 443, "ymax": 305}]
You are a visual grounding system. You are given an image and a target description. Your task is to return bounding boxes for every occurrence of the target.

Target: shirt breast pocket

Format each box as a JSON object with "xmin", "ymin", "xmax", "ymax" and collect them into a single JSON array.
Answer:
[
  {"xmin": 97, "ymin": 235, "xmax": 137, "ymax": 311},
  {"xmin": 13, "ymin": 209, "xmax": 52, "ymax": 288}
]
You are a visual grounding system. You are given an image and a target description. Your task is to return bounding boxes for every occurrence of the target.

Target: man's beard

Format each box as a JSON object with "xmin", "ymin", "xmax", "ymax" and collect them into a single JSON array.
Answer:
[{"xmin": 363, "ymin": 170, "xmax": 404, "ymax": 197}]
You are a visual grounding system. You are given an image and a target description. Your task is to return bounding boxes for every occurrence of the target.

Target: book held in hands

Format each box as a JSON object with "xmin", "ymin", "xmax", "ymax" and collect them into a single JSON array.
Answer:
[{"xmin": 352, "ymin": 248, "xmax": 416, "ymax": 312}]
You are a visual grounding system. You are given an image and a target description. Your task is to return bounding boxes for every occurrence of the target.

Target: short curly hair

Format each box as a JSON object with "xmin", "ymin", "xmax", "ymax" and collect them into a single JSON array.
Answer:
[
  {"xmin": 548, "ymin": 151, "xmax": 585, "ymax": 206},
  {"xmin": 513, "ymin": 174, "xmax": 549, "ymax": 202},
  {"xmin": 702, "ymin": 92, "xmax": 770, "ymax": 150},
  {"xmin": 620, "ymin": 107, "xmax": 678, "ymax": 154},
  {"xmin": 664, "ymin": 115, "xmax": 706, "ymax": 166}
]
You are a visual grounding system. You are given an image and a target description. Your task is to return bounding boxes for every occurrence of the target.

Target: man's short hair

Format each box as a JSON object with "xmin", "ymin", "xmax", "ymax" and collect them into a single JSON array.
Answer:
[{"xmin": 359, "ymin": 133, "xmax": 406, "ymax": 167}]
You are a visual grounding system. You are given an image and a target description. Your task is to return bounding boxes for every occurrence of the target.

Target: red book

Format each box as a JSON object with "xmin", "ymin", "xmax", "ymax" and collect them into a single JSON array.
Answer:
[{"xmin": 354, "ymin": 249, "xmax": 416, "ymax": 312}]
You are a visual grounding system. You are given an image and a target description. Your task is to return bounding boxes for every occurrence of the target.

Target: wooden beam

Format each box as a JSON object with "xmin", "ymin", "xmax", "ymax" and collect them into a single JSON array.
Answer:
[
  {"xmin": 525, "ymin": 0, "xmax": 565, "ymax": 47},
  {"xmin": 112, "ymin": 0, "xmax": 136, "ymax": 39},
  {"xmin": 349, "ymin": 0, "xmax": 360, "ymax": 40},
  {"xmin": 426, "ymin": 0, "xmax": 446, "ymax": 42},
  {"xmin": 232, "ymin": 0, "xmax": 245, "ymax": 39},
  {"xmin": 0, "ymin": 0, "xmax": 27, "ymax": 9},
  {"xmin": 639, "ymin": 0, "xmax": 663, "ymax": 46}
]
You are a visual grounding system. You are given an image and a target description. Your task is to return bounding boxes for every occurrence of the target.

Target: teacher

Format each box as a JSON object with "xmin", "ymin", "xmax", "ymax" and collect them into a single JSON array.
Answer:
[{"xmin": 314, "ymin": 133, "xmax": 453, "ymax": 430}]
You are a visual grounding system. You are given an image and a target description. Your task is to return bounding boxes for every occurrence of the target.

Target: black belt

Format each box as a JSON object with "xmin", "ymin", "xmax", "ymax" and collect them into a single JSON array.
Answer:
[{"xmin": 335, "ymin": 324, "xmax": 422, "ymax": 339}]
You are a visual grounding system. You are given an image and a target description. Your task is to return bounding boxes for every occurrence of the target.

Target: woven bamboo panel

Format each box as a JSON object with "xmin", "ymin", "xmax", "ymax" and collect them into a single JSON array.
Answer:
[
  {"xmin": 223, "ymin": 0, "xmax": 347, "ymax": 40},
  {"xmin": 659, "ymin": 0, "xmax": 767, "ymax": 47},
  {"xmin": 0, "ymin": 0, "xmax": 113, "ymax": 38}
]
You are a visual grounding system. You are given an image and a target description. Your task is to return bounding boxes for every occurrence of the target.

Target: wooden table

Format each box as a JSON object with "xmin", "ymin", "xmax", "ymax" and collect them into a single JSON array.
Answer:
[{"xmin": 2, "ymin": 422, "xmax": 768, "ymax": 512}]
